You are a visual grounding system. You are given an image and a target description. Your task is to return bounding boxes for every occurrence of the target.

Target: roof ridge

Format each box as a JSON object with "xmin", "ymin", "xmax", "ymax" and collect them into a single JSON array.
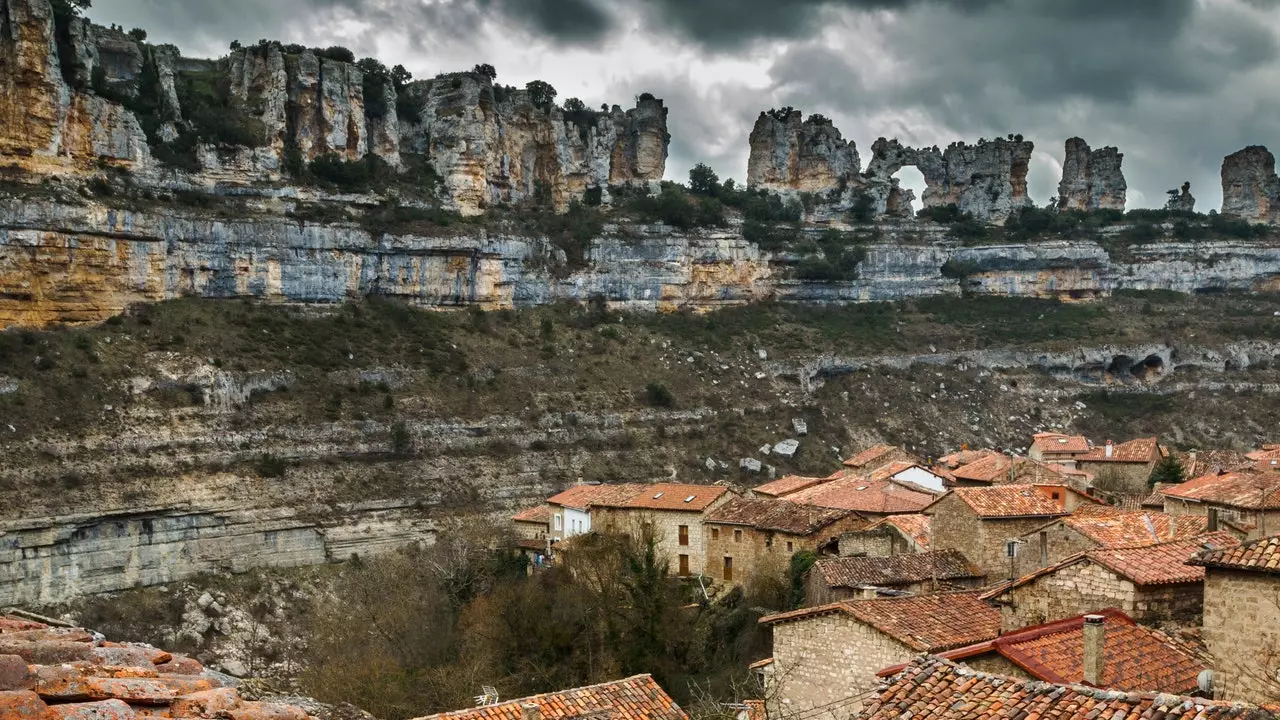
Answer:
[{"xmin": 417, "ymin": 674, "xmax": 663, "ymax": 720}]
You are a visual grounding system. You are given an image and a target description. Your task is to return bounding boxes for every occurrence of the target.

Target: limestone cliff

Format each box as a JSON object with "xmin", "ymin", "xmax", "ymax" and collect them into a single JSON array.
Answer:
[
  {"xmin": 1057, "ymin": 138, "xmax": 1126, "ymax": 211},
  {"xmin": 403, "ymin": 72, "xmax": 668, "ymax": 215},
  {"xmin": 920, "ymin": 138, "xmax": 1034, "ymax": 222},
  {"xmin": 746, "ymin": 110, "xmax": 860, "ymax": 195},
  {"xmin": 1221, "ymin": 146, "xmax": 1280, "ymax": 224},
  {"xmin": 1167, "ymin": 181, "xmax": 1195, "ymax": 213}
]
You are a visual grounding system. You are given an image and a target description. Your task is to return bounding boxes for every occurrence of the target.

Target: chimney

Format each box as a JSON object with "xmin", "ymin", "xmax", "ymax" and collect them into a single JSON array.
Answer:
[
  {"xmin": 1207, "ymin": 507, "xmax": 1219, "ymax": 532},
  {"xmin": 1104, "ymin": 441, "xmax": 1113, "ymax": 458},
  {"xmin": 522, "ymin": 704, "xmax": 542, "ymax": 720},
  {"xmin": 1083, "ymin": 615, "xmax": 1105, "ymax": 685}
]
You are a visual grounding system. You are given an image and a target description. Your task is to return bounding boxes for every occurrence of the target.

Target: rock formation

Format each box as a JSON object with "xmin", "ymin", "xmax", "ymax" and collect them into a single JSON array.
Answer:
[
  {"xmin": 1166, "ymin": 182, "xmax": 1195, "ymax": 213},
  {"xmin": 1221, "ymin": 146, "xmax": 1280, "ymax": 224},
  {"xmin": 746, "ymin": 110, "xmax": 860, "ymax": 195},
  {"xmin": 1057, "ymin": 138, "xmax": 1127, "ymax": 211}
]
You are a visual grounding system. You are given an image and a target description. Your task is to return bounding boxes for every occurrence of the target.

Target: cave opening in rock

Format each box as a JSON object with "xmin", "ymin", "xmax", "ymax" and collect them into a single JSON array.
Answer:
[
  {"xmin": 1129, "ymin": 354, "xmax": 1165, "ymax": 381},
  {"xmin": 1106, "ymin": 355, "xmax": 1135, "ymax": 380},
  {"xmin": 890, "ymin": 166, "xmax": 927, "ymax": 217}
]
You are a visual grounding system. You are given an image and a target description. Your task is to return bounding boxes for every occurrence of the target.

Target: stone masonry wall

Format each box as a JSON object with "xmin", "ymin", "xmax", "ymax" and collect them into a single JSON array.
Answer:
[
  {"xmin": 1021, "ymin": 522, "xmax": 1098, "ymax": 574},
  {"xmin": 768, "ymin": 613, "xmax": 915, "ymax": 720},
  {"xmin": 705, "ymin": 515, "xmax": 863, "ymax": 588},
  {"xmin": 594, "ymin": 503, "xmax": 730, "ymax": 576},
  {"xmin": 837, "ymin": 526, "xmax": 911, "ymax": 558},
  {"xmin": 927, "ymin": 495, "xmax": 1046, "ymax": 580},
  {"xmin": 1201, "ymin": 570, "xmax": 1280, "ymax": 705},
  {"xmin": 1077, "ymin": 461, "xmax": 1155, "ymax": 495},
  {"xmin": 961, "ymin": 653, "xmax": 1035, "ymax": 680},
  {"xmin": 1162, "ymin": 501, "xmax": 1280, "ymax": 541}
]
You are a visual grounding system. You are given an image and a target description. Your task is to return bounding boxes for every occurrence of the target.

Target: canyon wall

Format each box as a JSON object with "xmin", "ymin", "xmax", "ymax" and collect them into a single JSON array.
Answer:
[{"xmin": 1057, "ymin": 138, "xmax": 1126, "ymax": 212}]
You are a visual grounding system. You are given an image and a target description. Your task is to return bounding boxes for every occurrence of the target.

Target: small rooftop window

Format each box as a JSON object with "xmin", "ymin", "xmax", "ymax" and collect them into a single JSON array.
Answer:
[
  {"xmin": 856, "ymin": 486, "xmax": 868, "ymax": 491},
  {"xmin": 653, "ymin": 492, "xmax": 664, "ymax": 499},
  {"xmin": 684, "ymin": 495, "xmax": 696, "ymax": 503},
  {"xmin": 1058, "ymin": 438, "xmax": 1068, "ymax": 444}
]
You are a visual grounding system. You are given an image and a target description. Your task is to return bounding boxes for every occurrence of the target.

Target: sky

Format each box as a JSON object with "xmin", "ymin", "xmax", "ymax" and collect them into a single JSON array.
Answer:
[{"xmin": 88, "ymin": 0, "xmax": 1280, "ymax": 209}]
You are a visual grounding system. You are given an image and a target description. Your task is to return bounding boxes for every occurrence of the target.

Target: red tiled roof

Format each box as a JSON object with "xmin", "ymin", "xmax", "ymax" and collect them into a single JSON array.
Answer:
[
  {"xmin": 761, "ymin": 592, "xmax": 1000, "ymax": 652},
  {"xmin": 878, "ymin": 609, "xmax": 1205, "ymax": 695},
  {"xmin": 1056, "ymin": 510, "xmax": 1208, "ymax": 548},
  {"xmin": 513, "ymin": 505, "xmax": 553, "ymax": 524},
  {"xmin": 751, "ymin": 474, "xmax": 832, "ymax": 498},
  {"xmin": 1077, "ymin": 437, "xmax": 1162, "ymax": 464},
  {"xmin": 813, "ymin": 550, "xmax": 982, "ymax": 589},
  {"xmin": 703, "ymin": 497, "xmax": 858, "ymax": 536},
  {"xmin": 1246, "ymin": 445, "xmax": 1280, "ymax": 462},
  {"xmin": 861, "ymin": 656, "xmax": 1271, "ymax": 720},
  {"xmin": 1190, "ymin": 533, "xmax": 1280, "ymax": 575},
  {"xmin": 1162, "ymin": 470, "xmax": 1280, "ymax": 510},
  {"xmin": 787, "ymin": 476, "xmax": 936, "ymax": 515},
  {"xmin": 1174, "ymin": 449, "xmax": 1253, "ymax": 478},
  {"xmin": 873, "ymin": 514, "xmax": 931, "ymax": 550},
  {"xmin": 943, "ymin": 485, "xmax": 1071, "ymax": 519},
  {"xmin": 607, "ymin": 483, "xmax": 731, "ymax": 512},
  {"xmin": 951, "ymin": 455, "xmax": 1072, "ymax": 486},
  {"xmin": 1031, "ymin": 433, "xmax": 1091, "ymax": 455},
  {"xmin": 413, "ymin": 675, "xmax": 687, "ymax": 720},
  {"xmin": 547, "ymin": 483, "xmax": 645, "ymax": 511},
  {"xmin": 936, "ymin": 449, "xmax": 1002, "ymax": 470},
  {"xmin": 843, "ymin": 444, "xmax": 905, "ymax": 469}
]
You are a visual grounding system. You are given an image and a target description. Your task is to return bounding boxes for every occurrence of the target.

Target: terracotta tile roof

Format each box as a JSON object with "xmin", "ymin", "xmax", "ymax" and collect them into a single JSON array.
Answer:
[
  {"xmin": 1174, "ymin": 449, "xmax": 1253, "ymax": 478},
  {"xmin": 547, "ymin": 483, "xmax": 645, "ymax": 511},
  {"xmin": 843, "ymin": 444, "xmax": 907, "ymax": 469},
  {"xmin": 943, "ymin": 485, "xmax": 1071, "ymax": 519},
  {"xmin": 1246, "ymin": 445, "xmax": 1280, "ymax": 462},
  {"xmin": 761, "ymin": 592, "xmax": 1000, "ymax": 652},
  {"xmin": 871, "ymin": 514, "xmax": 931, "ymax": 550},
  {"xmin": 1163, "ymin": 470, "xmax": 1280, "ymax": 510},
  {"xmin": 860, "ymin": 656, "xmax": 1272, "ymax": 720},
  {"xmin": 936, "ymin": 449, "xmax": 1002, "ymax": 470},
  {"xmin": 867, "ymin": 462, "xmax": 921, "ymax": 482},
  {"xmin": 703, "ymin": 497, "xmax": 858, "ymax": 536},
  {"xmin": 951, "ymin": 455, "xmax": 1073, "ymax": 486},
  {"xmin": 1190, "ymin": 533, "xmax": 1280, "ymax": 574},
  {"xmin": 787, "ymin": 475, "xmax": 936, "ymax": 515},
  {"xmin": 607, "ymin": 483, "xmax": 731, "ymax": 512},
  {"xmin": 0, "ymin": 614, "xmax": 315, "ymax": 719},
  {"xmin": 1056, "ymin": 510, "xmax": 1208, "ymax": 548},
  {"xmin": 413, "ymin": 675, "xmax": 687, "ymax": 720},
  {"xmin": 1077, "ymin": 437, "xmax": 1162, "ymax": 464},
  {"xmin": 513, "ymin": 505, "xmax": 553, "ymax": 524},
  {"xmin": 1031, "ymin": 433, "xmax": 1091, "ymax": 455},
  {"xmin": 813, "ymin": 550, "xmax": 982, "ymax": 589},
  {"xmin": 878, "ymin": 609, "xmax": 1206, "ymax": 694},
  {"xmin": 751, "ymin": 474, "xmax": 832, "ymax": 498}
]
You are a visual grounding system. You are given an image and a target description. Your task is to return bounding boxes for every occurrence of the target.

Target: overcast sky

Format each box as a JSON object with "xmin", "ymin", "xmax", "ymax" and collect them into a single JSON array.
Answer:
[{"xmin": 89, "ymin": 0, "xmax": 1280, "ymax": 209}]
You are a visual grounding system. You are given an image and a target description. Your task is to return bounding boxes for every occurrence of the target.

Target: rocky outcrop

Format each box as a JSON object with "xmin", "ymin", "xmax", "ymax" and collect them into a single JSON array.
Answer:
[
  {"xmin": 1166, "ymin": 181, "xmax": 1195, "ymax": 213},
  {"xmin": 405, "ymin": 72, "xmax": 668, "ymax": 215},
  {"xmin": 1057, "ymin": 138, "xmax": 1126, "ymax": 211},
  {"xmin": 746, "ymin": 110, "xmax": 860, "ymax": 195},
  {"xmin": 921, "ymin": 138, "xmax": 1034, "ymax": 222},
  {"xmin": 1221, "ymin": 146, "xmax": 1280, "ymax": 224}
]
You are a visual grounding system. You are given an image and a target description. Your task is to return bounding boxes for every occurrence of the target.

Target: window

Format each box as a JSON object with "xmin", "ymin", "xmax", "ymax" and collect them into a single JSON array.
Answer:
[
  {"xmin": 1006, "ymin": 540, "xmax": 1019, "ymax": 558},
  {"xmin": 723, "ymin": 556, "xmax": 734, "ymax": 582},
  {"xmin": 554, "ymin": 514, "xmax": 562, "ymax": 531},
  {"xmin": 1051, "ymin": 491, "xmax": 1061, "ymax": 501},
  {"xmin": 786, "ymin": 541, "xmax": 794, "ymax": 552},
  {"xmin": 679, "ymin": 554, "xmax": 690, "ymax": 576},
  {"xmin": 765, "ymin": 535, "xmax": 773, "ymax": 549},
  {"xmin": 711, "ymin": 528, "xmax": 720, "ymax": 541},
  {"xmin": 734, "ymin": 529, "xmax": 743, "ymax": 542},
  {"xmin": 679, "ymin": 525, "xmax": 689, "ymax": 546},
  {"xmin": 1039, "ymin": 531, "xmax": 1048, "ymax": 566}
]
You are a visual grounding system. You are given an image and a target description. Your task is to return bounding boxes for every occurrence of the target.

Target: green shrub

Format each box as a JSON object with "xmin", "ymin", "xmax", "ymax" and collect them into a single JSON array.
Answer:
[
  {"xmin": 742, "ymin": 221, "xmax": 800, "ymax": 251},
  {"xmin": 309, "ymin": 153, "xmax": 396, "ymax": 193},
  {"xmin": 644, "ymin": 382, "xmax": 674, "ymax": 408},
  {"xmin": 254, "ymin": 454, "xmax": 287, "ymax": 478},
  {"xmin": 316, "ymin": 46, "xmax": 356, "ymax": 63},
  {"xmin": 390, "ymin": 421, "xmax": 413, "ymax": 456}
]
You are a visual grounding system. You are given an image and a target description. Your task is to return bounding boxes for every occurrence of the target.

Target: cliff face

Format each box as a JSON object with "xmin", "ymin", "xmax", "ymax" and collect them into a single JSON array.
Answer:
[
  {"xmin": 1057, "ymin": 137, "xmax": 1127, "ymax": 211},
  {"xmin": 746, "ymin": 110, "xmax": 860, "ymax": 194},
  {"xmin": 1221, "ymin": 145, "xmax": 1280, "ymax": 224},
  {"xmin": 405, "ymin": 73, "xmax": 668, "ymax": 215}
]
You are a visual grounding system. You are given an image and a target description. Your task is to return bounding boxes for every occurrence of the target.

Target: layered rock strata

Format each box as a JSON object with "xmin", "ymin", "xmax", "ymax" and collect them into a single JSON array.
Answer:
[
  {"xmin": 1057, "ymin": 138, "xmax": 1126, "ymax": 211},
  {"xmin": 746, "ymin": 110, "xmax": 860, "ymax": 194},
  {"xmin": 1221, "ymin": 146, "xmax": 1280, "ymax": 224}
]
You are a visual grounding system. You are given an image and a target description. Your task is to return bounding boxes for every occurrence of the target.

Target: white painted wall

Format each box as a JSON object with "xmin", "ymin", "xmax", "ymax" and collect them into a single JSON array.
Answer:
[{"xmin": 893, "ymin": 466, "xmax": 947, "ymax": 493}]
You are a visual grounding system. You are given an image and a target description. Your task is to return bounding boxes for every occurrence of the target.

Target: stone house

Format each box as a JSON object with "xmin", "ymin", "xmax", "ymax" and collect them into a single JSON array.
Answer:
[
  {"xmin": 804, "ymin": 549, "xmax": 984, "ymax": 605},
  {"xmin": 1075, "ymin": 437, "xmax": 1165, "ymax": 494},
  {"xmin": 923, "ymin": 484, "xmax": 1097, "ymax": 580},
  {"xmin": 701, "ymin": 497, "xmax": 865, "ymax": 588},
  {"xmin": 949, "ymin": 454, "xmax": 1078, "ymax": 489},
  {"xmin": 750, "ymin": 472, "xmax": 841, "ymax": 499},
  {"xmin": 785, "ymin": 475, "xmax": 936, "ymax": 520},
  {"xmin": 1016, "ymin": 508, "xmax": 1209, "ymax": 574},
  {"xmin": 758, "ymin": 592, "xmax": 1000, "ymax": 720},
  {"xmin": 1189, "ymin": 534, "xmax": 1280, "ymax": 705},
  {"xmin": 877, "ymin": 608, "xmax": 1206, "ymax": 695},
  {"xmin": 1163, "ymin": 469, "xmax": 1280, "ymax": 541},
  {"xmin": 513, "ymin": 505, "xmax": 552, "ymax": 542},
  {"xmin": 545, "ymin": 483, "xmax": 644, "ymax": 542},
  {"xmin": 982, "ymin": 531, "xmax": 1240, "ymax": 632},
  {"xmin": 590, "ymin": 483, "xmax": 733, "ymax": 577},
  {"xmin": 1028, "ymin": 433, "xmax": 1092, "ymax": 466},
  {"xmin": 837, "ymin": 514, "xmax": 931, "ymax": 557},
  {"xmin": 842, "ymin": 445, "xmax": 920, "ymax": 472}
]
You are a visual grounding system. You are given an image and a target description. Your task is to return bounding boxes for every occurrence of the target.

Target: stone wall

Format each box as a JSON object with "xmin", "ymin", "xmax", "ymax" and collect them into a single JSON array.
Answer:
[
  {"xmin": 991, "ymin": 558, "xmax": 1203, "ymax": 632},
  {"xmin": 1201, "ymin": 569, "xmax": 1280, "ymax": 705},
  {"xmin": 1019, "ymin": 521, "xmax": 1098, "ymax": 574},
  {"xmin": 960, "ymin": 653, "xmax": 1034, "ymax": 680},
  {"xmin": 1161, "ymin": 501, "xmax": 1280, "ymax": 541},
  {"xmin": 768, "ymin": 612, "xmax": 915, "ymax": 720},
  {"xmin": 926, "ymin": 495, "xmax": 1045, "ymax": 580},
  {"xmin": 593, "ymin": 503, "xmax": 729, "ymax": 576},
  {"xmin": 0, "ymin": 504, "xmax": 437, "ymax": 606},
  {"xmin": 837, "ymin": 526, "xmax": 911, "ymax": 558},
  {"xmin": 1077, "ymin": 461, "xmax": 1155, "ymax": 494},
  {"xmin": 705, "ymin": 516, "xmax": 863, "ymax": 588}
]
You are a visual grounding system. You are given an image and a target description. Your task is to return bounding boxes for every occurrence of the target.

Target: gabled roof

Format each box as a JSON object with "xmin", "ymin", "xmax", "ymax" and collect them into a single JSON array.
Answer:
[
  {"xmin": 936, "ymin": 449, "xmax": 1003, "ymax": 470},
  {"xmin": 1191, "ymin": 533, "xmax": 1280, "ymax": 575},
  {"xmin": 1246, "ymin": 444, "xmax": 1280, "ymax": 462},
  {"xmin": 751, "ymin": 473, "xmax": 835, "ymax": 498},
  {"xmin": 860, "ymin": 656, "xmax": 1272, "ymax": 720},
  {"xmin": 937, "ymin": 485, "xmax": 1072, "ymax": 519},
  {"xmin": 703, "ymin": 497, "xmax": 858, "ymax": 536},
  {"xmin": 761, "ymin": 592, "xmax": 1000, "ymax": 652},
  {"xmin": 1174, "ymin": 449, "xmax": 1253, "ymax": 478},
  {"xmin": 870, "ymin": 514, "xmax": 931, "ymax": 550},
  {"xmin": 1077, "ymin": 437, "xmax": 1162, "ymax": 464},
  {"xmin": 843, "ymin": 444, "xmax": 908, "ymax": 469},
  {"xmin": 513, "ymin": 505, "xmax": 553, "ymax": 524},
  {"xmin": 599, "ymin": 483, "xmax": 731, "ymax": 512},
  {"xmin": 950, "ymin": 455, "xmax": 1074, "ymax": 486},
  {"xmin": 1031, "ymin": 433, "xmax": 1091, "ymax": 455},
  {"xmin": 1049, "ymin": 510, "xmax": 1208, "ymax": 548},
  {"xmin": 1162, "ymin": 470, "xmax": 1280, "ymax": 510},
  {"xmin": 413, "ymin": 675, "xmax": 688, "ymax": 720},
  {"xmin": 547, "ymin": 483, "xmax": 646, "ymax": 511},
  {"xmin": 877, "ymin": 609, "xmax": 1205, "ymax": 695},
  {"xmin": 787, "ymin": 475, "xmax": 936, "ymax": 514},
  {"xmin": 813, "ymin": 550, "xmax": 982, "ymax": 589}
]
